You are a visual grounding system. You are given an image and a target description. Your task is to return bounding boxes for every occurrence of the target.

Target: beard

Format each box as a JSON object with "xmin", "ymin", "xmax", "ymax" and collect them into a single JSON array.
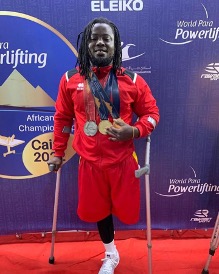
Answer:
[{"xmin": 90, "ymin": 55, "xmax": 114, "ymax": 67}]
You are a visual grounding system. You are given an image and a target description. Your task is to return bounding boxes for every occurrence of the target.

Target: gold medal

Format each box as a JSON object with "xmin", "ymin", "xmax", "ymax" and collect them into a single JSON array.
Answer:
[{"xmin": 98, "ymin": 120, "xmax": 112, "ymax": 135}]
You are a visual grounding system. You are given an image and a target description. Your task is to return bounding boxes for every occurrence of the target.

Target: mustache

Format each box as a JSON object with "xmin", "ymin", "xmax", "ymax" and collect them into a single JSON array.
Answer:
[{"xmin": 94, "ymin": 49, "xmax": 107, "ymax": 52}]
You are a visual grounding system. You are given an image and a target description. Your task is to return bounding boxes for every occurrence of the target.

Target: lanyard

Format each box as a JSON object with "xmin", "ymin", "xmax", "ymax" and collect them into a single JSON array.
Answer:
[{"xmin": 88, "ymin": 70, "xmax": 120, "ymax": 120}]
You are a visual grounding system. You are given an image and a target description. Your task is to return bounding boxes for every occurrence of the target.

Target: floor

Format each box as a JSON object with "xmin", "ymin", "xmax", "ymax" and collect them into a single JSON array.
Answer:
[{"xmin": 0, "ymin": 230, "xmax": 218, "ymax": 274}]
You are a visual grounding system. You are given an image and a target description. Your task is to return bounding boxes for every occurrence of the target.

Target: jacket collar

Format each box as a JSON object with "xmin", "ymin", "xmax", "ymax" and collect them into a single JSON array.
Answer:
[{"xmin": 92, "ymin": 65, "xmax": 113, "ymax": 75}]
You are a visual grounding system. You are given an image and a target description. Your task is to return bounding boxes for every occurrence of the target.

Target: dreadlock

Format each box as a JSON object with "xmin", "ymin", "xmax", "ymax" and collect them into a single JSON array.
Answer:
[{"xmin": 76, "ymin": 17, "xmax": 122, "ymax": 79}]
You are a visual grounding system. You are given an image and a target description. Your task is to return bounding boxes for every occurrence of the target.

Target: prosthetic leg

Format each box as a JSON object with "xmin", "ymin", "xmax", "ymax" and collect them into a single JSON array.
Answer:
[
  {"xmin": 48, "ymin": 164, "xmax": 62, "ymax": 264},
  {"xmin": 135, "ymin": 136, "xmax": 152, "ymax": 274},
  {"xmin": 202, "ymin": 212, "xmax": 219, "ymax": 274}
]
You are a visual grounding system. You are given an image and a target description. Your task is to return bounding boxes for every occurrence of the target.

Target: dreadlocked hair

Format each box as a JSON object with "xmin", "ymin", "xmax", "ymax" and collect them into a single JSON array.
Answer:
[{"xmin": 76, "ymin": 17, "xmax": 122, "ymax": 79}]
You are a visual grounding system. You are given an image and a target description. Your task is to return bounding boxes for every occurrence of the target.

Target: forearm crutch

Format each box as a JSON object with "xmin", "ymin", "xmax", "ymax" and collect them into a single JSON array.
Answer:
[
  {"xmin": 135, "ymin": 136, "xmax": 152, "ymax": 274},
  {"xmin": 202, "ymin": 212, "xmax": 219, "ymax": 274},
  {"xmin": 48, "ymin": 164, "xmax": 62, "ymax": 264}
]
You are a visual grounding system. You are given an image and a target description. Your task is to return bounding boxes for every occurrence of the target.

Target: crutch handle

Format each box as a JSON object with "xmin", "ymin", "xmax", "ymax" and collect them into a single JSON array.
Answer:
[
  {"xmin": 135, "ymin": 164, "xmax": 150, "ymax": 178},
  {"xmin": 135, "ymin": 136, "xmax": 151, "ymax": 178},
  {"xmin": 48, "ymin": 163, "xmax": 61, "ymax": 172},
  {"xmin": 48, "ymin": 164, "xmax": 56, "ymax": 172}
]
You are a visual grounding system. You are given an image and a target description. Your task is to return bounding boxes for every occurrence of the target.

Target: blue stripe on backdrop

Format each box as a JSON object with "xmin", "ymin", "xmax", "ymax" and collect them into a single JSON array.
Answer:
[{"xmin": 0, "ymin": 0, "xmax": 218, "ymax": 234}]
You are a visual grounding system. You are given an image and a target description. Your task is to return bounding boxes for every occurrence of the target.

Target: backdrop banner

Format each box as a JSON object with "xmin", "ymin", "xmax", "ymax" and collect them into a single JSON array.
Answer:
[{"xmin": 0, "ymin": 0, "xmax": 218, "ymax": 235}]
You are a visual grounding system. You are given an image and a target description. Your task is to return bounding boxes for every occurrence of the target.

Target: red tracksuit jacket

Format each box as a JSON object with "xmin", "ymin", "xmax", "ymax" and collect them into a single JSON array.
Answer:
[{"xmin": 53, "ymin": 66, "xmax": 159, "ymax": 165}]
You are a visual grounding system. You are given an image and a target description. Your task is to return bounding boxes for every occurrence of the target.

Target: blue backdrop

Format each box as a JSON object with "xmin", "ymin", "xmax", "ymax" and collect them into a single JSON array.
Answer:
[{"xmin": 0, "ymin": 0, "xmax": 218, "ymax": 235}]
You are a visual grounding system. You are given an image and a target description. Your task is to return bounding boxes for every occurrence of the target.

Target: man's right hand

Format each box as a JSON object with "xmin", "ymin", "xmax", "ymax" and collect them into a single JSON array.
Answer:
[{"xmin": 47, "ymin": 156, "xmax": 63, "ymax": 172}]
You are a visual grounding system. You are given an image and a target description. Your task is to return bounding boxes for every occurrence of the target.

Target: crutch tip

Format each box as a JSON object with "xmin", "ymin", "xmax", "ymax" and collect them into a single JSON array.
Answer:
[
  {"xmin": 201, "ymin": 269, "xmax": 209, "ymax": 274},
  {"xmin": 49, "ymin": 257, "xmax": 55, "ymax": 264}
]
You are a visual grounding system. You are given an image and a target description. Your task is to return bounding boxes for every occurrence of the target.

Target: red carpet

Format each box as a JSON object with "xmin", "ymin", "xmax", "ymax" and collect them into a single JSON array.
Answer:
[{"xmin": 0, "ymin": 230, "xmax": 218, "ymax": 274}]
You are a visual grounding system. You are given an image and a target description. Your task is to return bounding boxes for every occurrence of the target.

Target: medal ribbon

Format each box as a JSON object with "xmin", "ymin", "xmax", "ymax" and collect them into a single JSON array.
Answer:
[
  {"xmin": 88, "ymin": 70, "xmax": 120, "ymax": 120},
  {"xmin": 84, "ymin": 80, "xmax": 96, "ymax": 121}
]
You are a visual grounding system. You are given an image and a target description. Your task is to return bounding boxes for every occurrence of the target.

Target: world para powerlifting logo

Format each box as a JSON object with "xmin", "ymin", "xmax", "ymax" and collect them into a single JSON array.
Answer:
[
  {"xmin": 160, "ymin": 3, "xmax": 219, "ymax": 45},
  {"xmin": 155, "ymin": 166, "xmax": 219, "ymax": 197}
]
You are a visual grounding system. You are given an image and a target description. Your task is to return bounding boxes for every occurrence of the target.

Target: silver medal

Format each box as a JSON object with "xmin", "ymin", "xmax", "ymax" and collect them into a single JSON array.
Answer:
[{"xmin": 84, "ymin": 121, "xmax": 98, "ymax": 136}]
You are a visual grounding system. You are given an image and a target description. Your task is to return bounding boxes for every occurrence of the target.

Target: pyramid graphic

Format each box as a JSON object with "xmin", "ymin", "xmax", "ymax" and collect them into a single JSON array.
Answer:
[{"xmin": 0, "ymin": 69, "xmax": 55, "ymax": 107}]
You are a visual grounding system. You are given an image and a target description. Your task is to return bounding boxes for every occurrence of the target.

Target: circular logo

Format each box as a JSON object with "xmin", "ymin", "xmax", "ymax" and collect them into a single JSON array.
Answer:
[{"xmin": 0, "ymin": 12, "xmax": 77, "ymax": 179}]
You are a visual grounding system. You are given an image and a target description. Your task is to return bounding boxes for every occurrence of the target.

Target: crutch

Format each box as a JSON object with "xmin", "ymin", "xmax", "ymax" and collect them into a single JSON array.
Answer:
[
  {"xmin": 135, "ymin": 136, "xmax": 152, "ymax": 274},
  {"xmin": 202, "ymin": 212, "xmax": 219, "ymax": 274},
  {"xmin": 48, "ymin": 164, "xmax": 62, "ymax": 264}
]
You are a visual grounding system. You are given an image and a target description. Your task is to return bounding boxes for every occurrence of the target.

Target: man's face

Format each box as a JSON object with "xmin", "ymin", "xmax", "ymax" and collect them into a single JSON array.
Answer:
[{"xmin": 88, "ymin": 23, "xmax": 115, "ymax": 67}]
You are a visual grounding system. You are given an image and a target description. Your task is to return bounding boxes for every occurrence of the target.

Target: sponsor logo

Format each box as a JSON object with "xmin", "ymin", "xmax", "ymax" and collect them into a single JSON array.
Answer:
[
  {"xmin": 160, "ymin": 3, "xmax": 219, "ymax": 45},
  {"xmin": 121, "ymin": 42, "xmax": 151, "ymax": 74},
  {"xmin": 122, "ymin": 42, "xmax": 145, "ymax": 61},
  {"xmin": 124, "ymin": 65, "xmax": 151, "ymax": 74},
  {"xmin": 91, "ymin": 0, "xmax": 144, "ymax": 12},
  {"xmin": 190, "ymin": 209, "xmax": 212, "ymax": 223},
  {"xmin": 77, "ymin": 83, "xmax": 84, "ymax": 90},
  {"xmin": 155, "ymin": 166, "xmax": 219, "ymax": 197},
  {"xmin": 201, "ymin": 63, "xmax": 219, "ymax": 80}
]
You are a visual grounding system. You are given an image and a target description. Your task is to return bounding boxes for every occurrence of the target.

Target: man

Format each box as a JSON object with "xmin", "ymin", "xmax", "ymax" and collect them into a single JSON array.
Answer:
[{"xmin": 48, "ymin": 17, "xmax": 159, "ymax": 274}]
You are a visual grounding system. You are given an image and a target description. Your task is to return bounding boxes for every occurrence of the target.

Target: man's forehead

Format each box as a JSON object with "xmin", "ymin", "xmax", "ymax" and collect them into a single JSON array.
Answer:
[{"xmin": 91, "ymin": 23, "xmax": 114, "ymax": 35}]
